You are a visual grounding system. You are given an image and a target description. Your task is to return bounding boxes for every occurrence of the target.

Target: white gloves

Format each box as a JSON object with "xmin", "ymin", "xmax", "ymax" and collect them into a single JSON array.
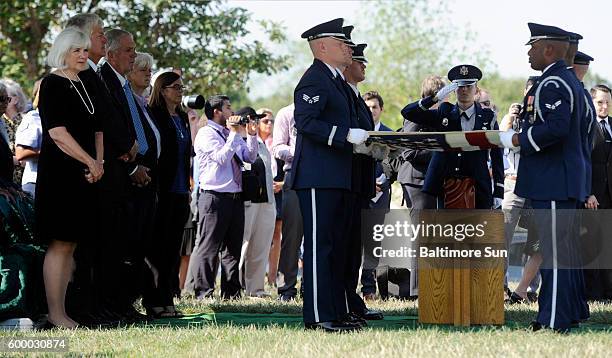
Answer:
[
  {"xmin": 434, "ymin": 82, "xmax": 458, "ymax": 102},
  {"xmin": 370, "ymin": 143, "xmax": 390, "ymax": 160},
  {"xmin": 347, "ymin": 128, "xmax": 369, "ymax": 145},
  {"xmin": 493, "ymin": 198, "xmax": 503, "ymax": 209},
  {"xmin": 499, "ymin": 129, "xmax": 520, "ymax": 152}
]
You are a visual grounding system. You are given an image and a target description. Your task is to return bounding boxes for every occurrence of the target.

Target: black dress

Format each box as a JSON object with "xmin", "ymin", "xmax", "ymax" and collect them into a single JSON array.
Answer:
[{"xmin": 35, "ymin": 73, "xmax": 101, "ymax": 243}]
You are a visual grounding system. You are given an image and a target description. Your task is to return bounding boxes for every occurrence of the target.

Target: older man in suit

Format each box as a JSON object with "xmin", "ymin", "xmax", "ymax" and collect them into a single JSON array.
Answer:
[{"xmin": 98, "ymin": 28, "xmax": 160, "ymax": 322}]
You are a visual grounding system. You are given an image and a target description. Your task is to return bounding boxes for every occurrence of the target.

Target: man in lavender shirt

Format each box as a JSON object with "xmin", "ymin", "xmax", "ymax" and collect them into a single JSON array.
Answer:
[
  {"xmin": 186, "ymin": 95, "xmax": 258, "ymax": 299},
  {"xmin": 272, "ymin": 103, "xmax": 305, "ymax": 301}
]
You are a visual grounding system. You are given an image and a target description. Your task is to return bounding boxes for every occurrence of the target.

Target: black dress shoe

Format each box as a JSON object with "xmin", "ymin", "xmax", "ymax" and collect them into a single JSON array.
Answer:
[
  {"xmin": 305, "ymin": 320, "xmax": 361, "ymax": 332},
  {"xmin": 530, "ymin": 321, "xmax": 570, "ymax": 334},
  {"xmin": 526, "ymin": 292, "xmax": 538, "ymax": 303},
  {"xmin": 343, "ymin": 313, "xmax": 367, "ymax": 327},
  {"xmin": 360, "ymin": 309, "xmax": 384, "ymax": 320},
  {"xmin": 530, "ymin": 320, "xmax": 543, "ymax": 331},
  {"xmin": 506, "ymin": 292, "xmax": 526, "ymax": 304},
  {"xmin": 277, "ymin": 293, "xmax": 296, "ymax": 302}
]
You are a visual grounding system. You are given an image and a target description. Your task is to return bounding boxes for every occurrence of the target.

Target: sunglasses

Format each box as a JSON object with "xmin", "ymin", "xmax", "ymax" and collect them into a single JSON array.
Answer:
[
  {"xmin": 260, "ymin": 119, "xmax": 274, "ymax": 124},
  {"xmin": 164, "ymin": 84, "xmax": 187, "ymax": 91},
  {"xmin": 0, "ymin": 96, "xmax": 11, "ymax": 104},
  {"xmin": 479, "ymin": 100, "xmax": 491, "ymax": 107}
]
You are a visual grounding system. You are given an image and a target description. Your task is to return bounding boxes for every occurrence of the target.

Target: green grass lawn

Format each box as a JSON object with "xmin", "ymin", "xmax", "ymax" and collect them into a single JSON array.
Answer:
[{"xmin": 2, "ymin": 296, "xmax": 612, "ymax": 357}]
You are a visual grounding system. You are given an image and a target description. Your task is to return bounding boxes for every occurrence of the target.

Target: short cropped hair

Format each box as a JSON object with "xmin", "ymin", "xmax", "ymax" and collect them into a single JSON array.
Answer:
[
  {"xmin": 362, "ymin": 91, "xmax": 384, "ymax": 108},
  {"xmin": 591, "ymin": 84, "xmax": 612, "ymax": 98},
  {"xmin": 105, "ymin": 28, "xmax": 132, "ymax": 54},
  {"xmin": 65, "ymin": 13, "xmax": 104, "ymax": 36},
  {"xmin": 204, "ymin": 95, "xmax": 230, "ymax": 119},
  {"xmin": 0, "ymin": 79, "xmax": 28, "ymax": 113},
  {"xmin": 133, "ymin": 52, "xmax": 154, "ymax": 70},
  {"xmin": 47, "ymin": 27, "xmax": 91, "ymax": 69},
  {"xmin": 420, "ymin": 75, "xmax": 446, "ymax": 98}
]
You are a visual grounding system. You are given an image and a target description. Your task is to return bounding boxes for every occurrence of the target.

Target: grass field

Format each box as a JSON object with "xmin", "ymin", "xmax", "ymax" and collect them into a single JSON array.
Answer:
[{"xmin": 2, "ymin": 295, "xmax": 612, "ymax": 357}]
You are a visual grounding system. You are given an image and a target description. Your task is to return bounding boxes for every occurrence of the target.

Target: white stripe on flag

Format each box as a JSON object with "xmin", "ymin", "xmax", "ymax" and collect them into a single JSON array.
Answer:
[{"xmin": 444, "ymin": 132, "xmax": 480, "ymax": 151}]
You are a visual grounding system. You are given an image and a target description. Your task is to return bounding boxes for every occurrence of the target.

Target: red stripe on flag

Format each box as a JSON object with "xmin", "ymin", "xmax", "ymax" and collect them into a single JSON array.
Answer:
[{"xmin": 465, "ymin": 132, "xmax": 491, "ymax": 149}]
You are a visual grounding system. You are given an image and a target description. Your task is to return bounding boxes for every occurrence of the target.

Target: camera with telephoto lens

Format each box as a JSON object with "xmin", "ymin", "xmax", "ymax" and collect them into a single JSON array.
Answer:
[
  {"xmin": 182, "ymin": 95, "xmax": 205, "ymax": 110},
  {"xmin": 233, "ymin": 106, "xmax": 267, "ymax": 126}
]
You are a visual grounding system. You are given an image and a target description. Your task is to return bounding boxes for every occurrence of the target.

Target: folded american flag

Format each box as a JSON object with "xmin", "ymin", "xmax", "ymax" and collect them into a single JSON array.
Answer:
[{"xmin": 366, "ymin": 130, "xmax": 502, "ymax": 152}]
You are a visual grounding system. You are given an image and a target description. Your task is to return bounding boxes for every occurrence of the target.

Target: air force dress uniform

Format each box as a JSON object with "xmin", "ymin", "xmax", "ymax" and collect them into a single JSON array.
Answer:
[
  {"xmin": 504, "ymin": 23, "xmax": 589, "ymax": 331},
  {"xmin": 400, "ymin": 65, "xmax": 504, "ymax": 209},
  {"xmin": 341, "ymin": 43, "xmax": 384, "ymax": 320},
  {"xmin": 291, "ymin": 18, "xmax": 362, "ymax": 331}
]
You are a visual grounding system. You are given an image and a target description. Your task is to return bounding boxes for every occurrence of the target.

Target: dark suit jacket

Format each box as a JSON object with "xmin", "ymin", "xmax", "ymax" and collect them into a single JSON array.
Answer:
[
  {"xmin": 291, "ymin": 59, "xmax": 358, "ymax": 190},
  {"xmin": 80, "ymin": 65, "xmax": 135, "ymax": 201},
  {"xmin": 98, "ymin": 62, "xmax": 159, "ymax": 186},
  {"xmin": 149, "ymin": 105, "xmax": 192, "ymax": 193},
  {"xmin": 396, "ymin": 120, "xmax": 433, "ymax": 187},
  {"xmin": 401, "ymin": 97, "xmax": 504, "ymax": 209},
  {"xmin": 591, "ymin": 117, "xmax": 612, "ymax": 208}
]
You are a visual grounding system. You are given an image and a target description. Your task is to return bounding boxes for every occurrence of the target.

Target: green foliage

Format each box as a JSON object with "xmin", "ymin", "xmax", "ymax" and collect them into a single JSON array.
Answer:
[{"xmin": 0, "ymin": 0, "xmax": 288, "ymax": 99}]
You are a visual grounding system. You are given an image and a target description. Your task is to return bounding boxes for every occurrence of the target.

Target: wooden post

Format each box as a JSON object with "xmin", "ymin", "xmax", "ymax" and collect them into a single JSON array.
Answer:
[{"xmin": 418, "ymin": 210, "xmax": 505, "ymax": 326}]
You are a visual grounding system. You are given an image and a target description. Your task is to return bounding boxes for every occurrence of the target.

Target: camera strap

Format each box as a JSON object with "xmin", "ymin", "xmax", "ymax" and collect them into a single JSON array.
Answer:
[{"xmin": 210, "ymin": 126, "xmax": 245, "ymax": 168}]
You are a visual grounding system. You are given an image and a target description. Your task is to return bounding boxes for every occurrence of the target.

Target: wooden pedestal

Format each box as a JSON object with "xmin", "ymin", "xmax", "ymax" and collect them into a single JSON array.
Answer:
[{"xmin": 418, "ymin": 211, "xmax": 505, "ymax": 326}]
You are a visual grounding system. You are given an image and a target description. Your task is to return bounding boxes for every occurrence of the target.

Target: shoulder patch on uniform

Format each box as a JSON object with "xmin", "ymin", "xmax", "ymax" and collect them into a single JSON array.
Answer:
[
  {"xmin": 545, "ymin": 100, "xmax": 562, "ymax": 110},
  {"xmin": 302, "ymin": 94, "xmax": 320, "ymax": 104}
]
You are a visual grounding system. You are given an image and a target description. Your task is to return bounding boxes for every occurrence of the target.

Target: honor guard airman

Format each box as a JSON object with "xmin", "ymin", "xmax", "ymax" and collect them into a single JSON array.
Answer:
[
  {"xmin": 499, "ymin": 23, "xmax": 589, "ymax": 332},
  {"xmin": 292, "ymin": 18, "xmax": 367, "ymax": 332},
  {"xmin": 340, "ymin": 41, "xmax": 385, "ymax": 322},
  {"xmin": 401, "ymin": 64, "xmax": 504, "ymax": 209}
]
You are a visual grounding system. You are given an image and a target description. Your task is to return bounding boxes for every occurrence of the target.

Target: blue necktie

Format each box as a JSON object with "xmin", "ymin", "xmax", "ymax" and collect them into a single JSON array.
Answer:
[{"xmin": 123, "ymin": 81, "xmax": 148, "ymax": 155}]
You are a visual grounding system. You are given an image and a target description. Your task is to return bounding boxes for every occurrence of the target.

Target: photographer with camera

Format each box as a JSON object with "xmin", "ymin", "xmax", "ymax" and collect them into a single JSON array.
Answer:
[
  {"xmin": 186, "ymin": 95, "xmax": 258, "ymax": 299},
  {"xmin": 234, "ymin": 107, "xmax": 276, "ymax": 298}
]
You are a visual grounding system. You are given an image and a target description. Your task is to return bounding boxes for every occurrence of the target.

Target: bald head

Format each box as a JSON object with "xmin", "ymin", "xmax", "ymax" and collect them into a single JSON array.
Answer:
[
  {"xmin": 528, "ymin": 40, "xmax": 569, "ymax": 71},
  {"xmin": 308, "ymin": 37, "xmax": 352, "ymax": 69}
]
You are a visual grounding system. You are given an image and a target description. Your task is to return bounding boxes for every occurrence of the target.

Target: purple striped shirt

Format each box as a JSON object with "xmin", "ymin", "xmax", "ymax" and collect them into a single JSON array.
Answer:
[{"xmin": 194, "ymin": 120, "xmax": 258, "ymax": 193}]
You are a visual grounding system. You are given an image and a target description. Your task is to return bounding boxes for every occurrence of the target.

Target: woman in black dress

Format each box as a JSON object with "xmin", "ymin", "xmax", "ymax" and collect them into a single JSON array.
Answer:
[
  {"xmin": 143, "ymin": 71, "xmax": 191, "ymax": 317},
  {"xmin": 37, "ymin": 28, "xmax": 104, "ymax": 328}
]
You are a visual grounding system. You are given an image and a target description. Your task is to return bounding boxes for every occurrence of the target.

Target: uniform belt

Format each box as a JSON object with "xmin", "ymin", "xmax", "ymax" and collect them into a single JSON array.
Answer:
[
  {"xmin": 505, "ymin": 174, "xmax": 518, "ymax": 181},
  {"xmin": 202, "ymin": 189, "xmax": 241, "ymax": 200}
]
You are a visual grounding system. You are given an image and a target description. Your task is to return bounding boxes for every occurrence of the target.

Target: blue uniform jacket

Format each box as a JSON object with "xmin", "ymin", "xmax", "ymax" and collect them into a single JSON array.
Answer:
[
  {"xmin": 401, "ymin": 97, "xmax": 504, "ymax": 209},
  {"xmin": 515, "ymin": 60, "xmax": 587, "ymax": 201},
  {"xmin": 352, "ymin": 90, "xmax": 376, "ymax": 199},
  {"xmin": 290, "ymin": 59, "xmax": 358, "ymax": 190}
]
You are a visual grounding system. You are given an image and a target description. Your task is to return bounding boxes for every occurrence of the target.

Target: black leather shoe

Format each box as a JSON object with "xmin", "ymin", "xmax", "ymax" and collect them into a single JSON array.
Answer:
[
  {"xmin": 506, "ymin": 292, "xmax": 526, "ymax": 304},
  {"xmin": 530, "ymin": 320, "xmax": 543, "ymax": 331},
  {"xmin": 526, "ymin": 292, "xmax": 538, "ymax": 303},
  {"xmin": 343, "ymin": 313, "xmax": 367, "ymax": 327},
  {"xmin": 305, "ymin": 320, "xmax": 361, "ymax": 332},
  {"xmin": 277, "ymin": 293, "xmax": 296, "ymax": 302},
  {"xmin": 360, "ymin": 309, "xmax": 384, "ymax": 320}
]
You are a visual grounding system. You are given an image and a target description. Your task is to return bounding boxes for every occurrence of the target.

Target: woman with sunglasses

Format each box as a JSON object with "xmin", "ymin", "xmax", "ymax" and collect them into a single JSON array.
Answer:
[{"xmin": 143, "ymin": 71, "xmax": 191, "ymax": 318}]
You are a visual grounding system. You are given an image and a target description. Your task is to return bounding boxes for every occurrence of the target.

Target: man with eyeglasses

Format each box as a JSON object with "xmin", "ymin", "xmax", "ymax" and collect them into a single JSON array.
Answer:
[{"xmin": 401, "ymin": 64, "xmax": 504, "ymax": 209}]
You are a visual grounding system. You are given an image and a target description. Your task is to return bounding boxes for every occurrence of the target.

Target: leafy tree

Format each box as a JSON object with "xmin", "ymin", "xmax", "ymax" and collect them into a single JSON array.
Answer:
[{"xmin": 0, "ymin": 0, "xmax": 288, "ymax": 98}]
